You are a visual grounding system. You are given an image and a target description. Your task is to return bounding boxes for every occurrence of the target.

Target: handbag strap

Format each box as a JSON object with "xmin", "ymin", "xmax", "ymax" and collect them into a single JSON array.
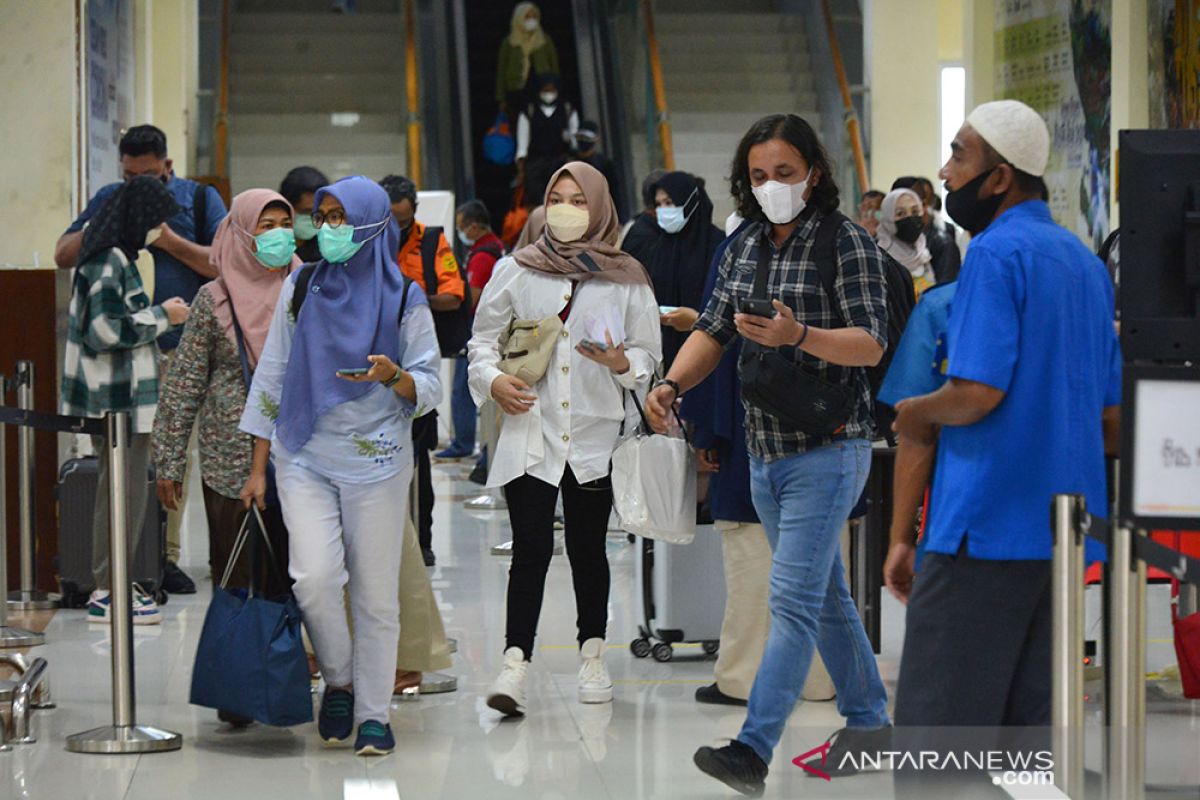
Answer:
[
  {"xmin": 220, "ymin": 505, "xmax": 284, "ymax": 596},
  {"xmin": 227, "ymin": 296, "xmax": 254, "ymax": 398},
  {"xmin": 622, "ymin": 388, "xmax": 691, "ymax": 446}
]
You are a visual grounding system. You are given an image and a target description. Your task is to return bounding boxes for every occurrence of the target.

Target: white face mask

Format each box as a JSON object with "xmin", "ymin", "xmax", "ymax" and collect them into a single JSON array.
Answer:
[
  {"xmin": 540, "ymin": 92, "xmax": 558, "ymax": 106},
  {"xmin": 656, "ymin": 206, "xmax": 687, "ymax": 234},
  {"xmin": 523, "ymin": 17, "xmax": 539, "ymax": 32},
  {"xmin": 752, "ymin": 176, "xmax": 810, "ymax": 225},
  {"xmin": 545, "ymin": 203, "xmax": 590, "ymax": 242}
]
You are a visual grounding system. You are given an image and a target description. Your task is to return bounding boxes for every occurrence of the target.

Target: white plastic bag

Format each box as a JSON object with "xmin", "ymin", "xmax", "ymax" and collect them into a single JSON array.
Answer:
[{"xmin": 612, "ymin": 431, "xmax": 697, "ymax": 545}]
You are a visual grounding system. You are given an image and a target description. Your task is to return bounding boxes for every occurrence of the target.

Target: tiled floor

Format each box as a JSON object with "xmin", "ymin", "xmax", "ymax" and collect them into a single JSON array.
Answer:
[{"xmin": 1, "ymin": 459, "xmax": 1197, "ymax": 799}]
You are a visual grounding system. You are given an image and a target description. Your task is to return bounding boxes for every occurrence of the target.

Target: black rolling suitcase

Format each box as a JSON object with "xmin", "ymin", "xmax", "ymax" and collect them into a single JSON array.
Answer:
[{"xmin": 55, "ymin": 456, "xmax": 168, "ymax": 607}]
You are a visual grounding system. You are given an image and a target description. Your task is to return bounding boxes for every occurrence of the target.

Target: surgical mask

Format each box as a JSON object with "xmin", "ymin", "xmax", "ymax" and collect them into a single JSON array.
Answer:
[
  {"xmin": 317, "ymin": 218, "xmax": 388, "ymax": 263},
  {"xmin": 752, "ymin": 176, "xmax": 809, "ymax": 225},
  {"xmin": 944, "ymin": 167, "xmax": 1003, "ymax": 235},
  {"xmin": 545, "ymin": 203, "xmax": 590, "ymax": 242},
  {"xmin": 724, "ymin": 212, "xmax": 744, "ymax": 237},
  {"xmin": 523, "ymin": 17, "xmax": 539, "ymax": 32},
  {"xmin": 894, "ymin": 216, "xmax": 925, "ymax": 245},
  {"xmin": 250, "ymin": 227, "xmax": 297, "ymax": 269},
  {"xmin": 457, "ymin": 228, "xmax": 476, "ymax": 247},
  {"xmin": 656, "ymin": 206, "xmax": 688, "ymax": 234},
  {"xmin": 144, "ymin": 225, "xmax": 163, "ymax": 248},
  {"xmin": 293, "ymin": 214, "xmax": 318, "ymax": 241},
  {"xmin": 540, "ymin": 92, "xmax": 558, "ymax": 106}
]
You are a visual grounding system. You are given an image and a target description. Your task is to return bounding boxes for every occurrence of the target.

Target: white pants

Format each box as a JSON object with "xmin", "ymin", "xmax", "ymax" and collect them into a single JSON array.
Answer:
[{"xmin": 276, "ymin": 459, "xmax": 409, "ymax": 725}]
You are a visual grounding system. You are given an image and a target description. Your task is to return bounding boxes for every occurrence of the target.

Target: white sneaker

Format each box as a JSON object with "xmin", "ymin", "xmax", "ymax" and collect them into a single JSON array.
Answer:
[
  {"xmin": 487, "ymin": 647, "xmax": 529, "ymax": 717},
  {"xmin": 88, "ymin": 586, "xmax": 162, "ymax": 625},
  {"xmin": 577, "ymin": 638, "xmax": 613, "ymax": 704}
]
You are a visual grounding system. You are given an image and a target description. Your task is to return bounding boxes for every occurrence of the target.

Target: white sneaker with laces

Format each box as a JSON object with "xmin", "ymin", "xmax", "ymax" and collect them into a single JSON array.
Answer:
[
  {"xmin": 578, "ymin": 638, "xmax": 613, "ymax": 703},
  {"xmin": 88, "ymin": 585, "xmax": 162, "ymax": 625},
  {"xmin": 487, "ymin": 647, "xmax": 529, "ymax": 717}
]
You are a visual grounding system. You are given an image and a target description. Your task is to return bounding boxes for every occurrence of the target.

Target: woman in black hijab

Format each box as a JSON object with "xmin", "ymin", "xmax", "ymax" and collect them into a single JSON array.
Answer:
[{"xmin": 621, "ymin": 171, "xmax": 723, "ymax": 369}]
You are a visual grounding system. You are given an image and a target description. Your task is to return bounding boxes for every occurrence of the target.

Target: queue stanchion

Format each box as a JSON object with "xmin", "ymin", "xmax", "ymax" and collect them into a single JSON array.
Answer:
[
  {"xmin": 0, "ymin": 375, "xmax": 44, "ymax": 648},
  {"xmin": 1050, "ymin": 494, "xmax": 1085, "ymax": 798},
  {"xmin": 7, "ymin": 361, "xmax": 59, "ymax": 611},
  {"xmin": 66, "ymin": 412, "xmax": 181, "ymax": 754},
  {"xmin": 1104, "ymin": 522, "xmax": 1146, "ymax": 800}
]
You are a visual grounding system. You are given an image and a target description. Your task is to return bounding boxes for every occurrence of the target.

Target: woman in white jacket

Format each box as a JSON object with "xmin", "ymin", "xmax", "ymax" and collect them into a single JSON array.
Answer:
[{"xmin": 469, "ymin": 161, "xmax": 662, "ymax": 716}]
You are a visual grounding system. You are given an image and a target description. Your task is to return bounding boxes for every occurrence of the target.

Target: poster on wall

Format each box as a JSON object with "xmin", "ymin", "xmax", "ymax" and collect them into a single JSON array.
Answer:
[
  {"xmin": 86, "ymin": 0, "xmax": 135, "ymax": 197},
  {"xmin": 1149, "ymin": 0, "xmax": 1200, "ymax": 128},
  {"xmin": 994, "ymin": 0, "xmax": 1112, "ymax": 251}
]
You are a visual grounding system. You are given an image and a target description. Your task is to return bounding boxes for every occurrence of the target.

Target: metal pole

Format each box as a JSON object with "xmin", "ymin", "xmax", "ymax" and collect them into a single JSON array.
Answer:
[
  {"xmin": 0, "ymin": 375, "xmax": 44, "ymax": 647},
  {"xmin": 8, "ymin": 361, "xmax": 58, "ymax": 610},
  {"xmin": 66, "ymin": 412, "xmax": 181, "ymax": 754},
  {"xmin": 1105, "ymin": 524, "xmax": 1146, "ymax": 800},
  {"xmin": 1051, "ymin": 494, "xmax": 1085, "ymax": 798}
]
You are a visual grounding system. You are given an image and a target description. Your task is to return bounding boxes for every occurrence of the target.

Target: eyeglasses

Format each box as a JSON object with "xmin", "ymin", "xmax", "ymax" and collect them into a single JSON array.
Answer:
[{"xmin": 312, "ymin": 210, "xmax": 347, "ymax": 229}]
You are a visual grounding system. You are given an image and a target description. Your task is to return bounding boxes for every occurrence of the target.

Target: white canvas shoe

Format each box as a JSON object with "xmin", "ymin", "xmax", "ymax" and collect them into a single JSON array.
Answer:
[
  {"xmin": 487, "ymin": 647, "xmax": 529, "ymax": 717},
  {"xmin": 577, "ymin": 638, "xmax": 613, "ymax": 704}
]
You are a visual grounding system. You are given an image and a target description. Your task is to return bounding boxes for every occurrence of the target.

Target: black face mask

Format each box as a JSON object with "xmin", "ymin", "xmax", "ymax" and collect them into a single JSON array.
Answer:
[
  {"xmin": 894, "ymin": 215, "xmax": 925, "ymax": 244},
  {"xmin": 944, "ymin": 167, "xmax": 1004, "ymax": 234}
]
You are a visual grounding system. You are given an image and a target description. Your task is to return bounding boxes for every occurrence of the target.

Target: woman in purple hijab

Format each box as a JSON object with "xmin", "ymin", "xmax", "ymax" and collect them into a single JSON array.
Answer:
[{"xmin": 238, "ymin": 176, "xmax": 442, "ymax": 756}]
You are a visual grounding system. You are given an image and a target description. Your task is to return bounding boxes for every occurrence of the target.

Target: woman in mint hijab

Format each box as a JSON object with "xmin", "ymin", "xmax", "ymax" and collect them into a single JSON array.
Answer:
[{"xmin": 239, "ymin": 176, "xmax": 442, "ymax": 756}]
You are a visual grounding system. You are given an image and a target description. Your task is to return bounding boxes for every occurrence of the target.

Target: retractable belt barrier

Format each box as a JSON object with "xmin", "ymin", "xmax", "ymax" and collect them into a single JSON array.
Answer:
[
  {"xmin": 1079, "ymin": 512, "xmax": 1200, "ymax": 586},
  {"xmin": 0, "ymin": 406, "xmax": 105, "ymax": 437}
]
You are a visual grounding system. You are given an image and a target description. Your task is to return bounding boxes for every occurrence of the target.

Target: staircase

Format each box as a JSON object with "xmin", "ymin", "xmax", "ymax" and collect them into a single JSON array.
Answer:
[
  {"xmin": 651, "ymin": 0, "xmax": 820, "ymax": 222},
  {"xmin": 228, "ymin": 0, "xmax": 408, "ymax": 195}
]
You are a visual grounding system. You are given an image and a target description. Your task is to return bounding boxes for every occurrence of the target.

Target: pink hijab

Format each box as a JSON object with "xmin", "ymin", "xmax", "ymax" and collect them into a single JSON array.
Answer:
[{"xmin": 207, "ymin": 189, "xmax": 300, "ymax": 369}]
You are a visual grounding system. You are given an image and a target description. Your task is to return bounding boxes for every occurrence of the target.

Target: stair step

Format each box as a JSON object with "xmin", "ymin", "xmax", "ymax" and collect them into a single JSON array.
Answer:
[
  {"xmin": 234, "ymin": 0, "xmax": 401, "ymax": 14},
  {"xmin": 654, "ymin": 13, "xmax": 804, "ymax": 35},
  {"xmin": 230, "ymin": 131, "xmax": 406, "ymax": 156},
  {"xmin": 230, "ymin": 111, "xmax": 403, "ymax": 135},
  {"xmin": 230, "ymin": 72, "xmax": 403, "ymax": 100},
  {"xmin": 231, "ymin": 90, "xmax": 404, "ymax": 114},
  {"xmin": 665, "ymin": 89, "xmax": 811, "ymax": 114},
  {"xmin": 655, "ymin": 30, "xmax": 802, "ymax": 53},
  {"xmin": 231, "ymin": 49, "xmax": 403, "ymax": 74},
  {"xmin": 652, "ymin": 0, "xmax": 776, "ymax": 12},
  {"xmin": 233, "ymin": 11, "xmax": 402, "ymax": 33},
  {"xmin": 660, "ymin": 49, "xmax": 812, "ymax": 75},
  {"xmin": 671, "ymin": 110, "xmax": 819, "ymax": 135},
  {"xmin": 230, "ymin": 30, "xmax": 404, "ymax": 58},
  {"xmin": 231, "ymin": 152, "xmax": 407, "ymax": 196},
  {"xmin": 662, "ymin": 70, "xmax": 804, "ymax": 95}
]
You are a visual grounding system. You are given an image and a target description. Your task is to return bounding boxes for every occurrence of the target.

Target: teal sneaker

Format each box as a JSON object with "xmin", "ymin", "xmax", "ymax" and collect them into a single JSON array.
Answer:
[
  {"xmin": 354, "ymin": 720, "xmax": 395, "ymax": 756},
  {"xmin": 317, "ymin": 688, "xmax": 355, "ymax": 745}
]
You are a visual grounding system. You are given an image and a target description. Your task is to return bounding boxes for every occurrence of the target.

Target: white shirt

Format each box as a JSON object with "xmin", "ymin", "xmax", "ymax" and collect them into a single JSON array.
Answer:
[
  {"xmin": 468, "ymin": 257, "xmax": 662, "ymax": 488},
  {"xmin": 516, "ymin": 104, "xmax": 581, "ymax": 160}
]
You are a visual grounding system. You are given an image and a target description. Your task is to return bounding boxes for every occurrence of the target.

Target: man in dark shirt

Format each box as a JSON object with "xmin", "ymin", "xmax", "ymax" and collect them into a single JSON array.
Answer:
[{"xmin": 280, "ymin": 165, "xmax": 329, "ymax": 263}]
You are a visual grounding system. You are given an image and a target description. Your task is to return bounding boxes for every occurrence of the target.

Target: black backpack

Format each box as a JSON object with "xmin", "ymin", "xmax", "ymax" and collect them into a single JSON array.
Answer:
[
  {"xmin": 419, "ymin": 226, "xmax": 474, "ymax": 356},
  {"xmin": 290, "ymin": 263, "xmax": 414, "ymax": 324},
  {"xmin": 762, "ymin": 212, "xmax": 915, "ymax": 440}
]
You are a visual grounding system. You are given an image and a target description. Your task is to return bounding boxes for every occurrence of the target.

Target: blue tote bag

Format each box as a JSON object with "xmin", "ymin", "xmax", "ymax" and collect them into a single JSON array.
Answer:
[{"xmin": 189, "ymin": 506, "xmax": 313, "ymax": 726}]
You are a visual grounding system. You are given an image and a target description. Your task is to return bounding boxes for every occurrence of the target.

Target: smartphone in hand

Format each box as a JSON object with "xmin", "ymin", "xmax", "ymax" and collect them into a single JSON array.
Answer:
[
  {"xmin": 738, "ymin": 298, "xmax": 775, "ymax": 318},
  {"xmin": 336, "ymin": 367, "xmax": 370, "ymax": 377},
  {"xmin": 580, "ymin": 340, "xmax": 608, "ymax": 352}
]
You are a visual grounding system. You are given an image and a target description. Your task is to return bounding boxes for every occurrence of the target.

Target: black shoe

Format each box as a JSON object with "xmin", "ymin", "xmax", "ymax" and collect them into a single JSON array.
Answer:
[
  {"xmin": 468, "ymin": 462, "xmax": 487, "ymax": 485},
  {"xmin": 162, "ymin": 562, "xmax": 196, "ymax": 594},
  {"xmin": 422, "ymin": 547, "xmax": 436, "ymax": 567},
  {"xmin": 694, "ymin": 741, "xmax": 768, "ymax": 797},
  {"xmin": 803, "ymin": 725, "xmax": 893, "ymax": 778},
  {"xmin": 217, "ymin": 709, "xmax": 254, "ymax": 728},
  {"xmin": 695, "ymin": 682, "xmax": 747, "ymax": 706}
]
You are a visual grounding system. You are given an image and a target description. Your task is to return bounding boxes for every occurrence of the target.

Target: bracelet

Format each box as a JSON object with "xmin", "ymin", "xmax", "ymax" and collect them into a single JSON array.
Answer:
[
  {"xmin": 795, "ymin": 321, "xmax": 810, "ymax": 347},
  {"xmin": 383, "ymin": 366, "xmax": 404, "ymax": 389},
  {"xmin": 653, "ymin": 378, "xmax": 681, "ymax": 400}
]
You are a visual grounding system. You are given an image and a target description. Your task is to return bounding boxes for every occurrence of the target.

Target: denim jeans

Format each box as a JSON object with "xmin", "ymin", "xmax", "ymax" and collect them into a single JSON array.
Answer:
[
  {"xmin": 449, "ymin": 357, "xmax": 477, "ymax": 454},
  {"xmin": 738, "ymin": 439, "xmax": 891, "ymax": 764}
]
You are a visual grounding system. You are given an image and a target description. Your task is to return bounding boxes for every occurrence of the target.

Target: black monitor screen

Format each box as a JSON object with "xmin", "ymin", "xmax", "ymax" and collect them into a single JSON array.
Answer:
[{"xmin": 1118, "ymin": 129, "xmax": 1200, "ymax": 361}]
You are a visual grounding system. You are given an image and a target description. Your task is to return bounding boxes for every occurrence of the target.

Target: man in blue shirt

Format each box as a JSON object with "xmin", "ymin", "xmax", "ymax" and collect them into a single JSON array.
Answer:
[
  {"xmin": 889, "ymin": 100, "xmax": 1121, "ymax": 760},
  {"xmin": 55, "ymin": 124, "xmax": 227, "ymax": 596},
  {"xmin": 55, "ymin": 124, "xmax": 227, "ymax": 352}
]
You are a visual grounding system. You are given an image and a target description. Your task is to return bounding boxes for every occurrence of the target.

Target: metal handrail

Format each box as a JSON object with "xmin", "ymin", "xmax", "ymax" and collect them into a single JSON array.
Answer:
[
  {"xmin": 819, "ymin": 0, "xmax": 868, "ymax": 196},
  {"xmin": 404, "ymin": 0, "xmax": 422, "ymax": 187},
  {"xmin": 214, "ymin": 0, "xmax": 231, "ymax": 185},
  {"xmin": 641, "ymin": 0, "xmax": 674, "ymax": 171}
]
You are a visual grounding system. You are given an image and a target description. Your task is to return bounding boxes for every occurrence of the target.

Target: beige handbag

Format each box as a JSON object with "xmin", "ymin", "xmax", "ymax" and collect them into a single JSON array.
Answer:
[{"xmin": 496, "ymin": 294, "xmax": 573, "ymax": 386}]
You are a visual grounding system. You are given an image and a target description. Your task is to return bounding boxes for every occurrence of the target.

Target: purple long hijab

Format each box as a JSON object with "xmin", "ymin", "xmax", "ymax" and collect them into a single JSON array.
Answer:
[{"xmin": 276, "ymin": 176, "xmax": 406, "ymax": 453}]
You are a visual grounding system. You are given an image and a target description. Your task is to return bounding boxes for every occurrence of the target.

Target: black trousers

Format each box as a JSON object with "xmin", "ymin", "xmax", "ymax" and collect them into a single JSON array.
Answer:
[
  {"xmin": 503, "ymin": 467, "xmax": 613, "ymax": 660},
  {"xmin": 892, "ymin": 543, "xmax": 1051, "ymax": 799},
  {"xmin": 412, "ymin": 414, "xmax": 437, "ymax": 552}
]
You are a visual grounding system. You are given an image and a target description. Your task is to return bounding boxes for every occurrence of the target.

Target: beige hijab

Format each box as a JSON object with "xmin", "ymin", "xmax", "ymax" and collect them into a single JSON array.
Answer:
[
  {"xmin": 509, "ymin": 2, "xmax": 547, "ymax": 83},
  {"xmin": 512, "ymin": 161, "xmax": 651, "ymax": 286}
]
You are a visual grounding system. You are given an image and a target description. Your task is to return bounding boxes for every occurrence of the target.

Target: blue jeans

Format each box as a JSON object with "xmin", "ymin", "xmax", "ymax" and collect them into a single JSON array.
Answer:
[
  {"xmin": 738, "ymin": 439, "xmax": 890, "ymax": 764},
  {"xmin": 448, "ymin": 357, "xmax": 477, "ymax": 454}
]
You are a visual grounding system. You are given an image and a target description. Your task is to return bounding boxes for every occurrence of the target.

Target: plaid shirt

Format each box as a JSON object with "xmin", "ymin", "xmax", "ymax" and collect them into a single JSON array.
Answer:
[
  {"xmin": 694, "ymin": 212, "xmax": 888, "ymax": 461},
  {"xmin": 61, "ymin": 248, "xmax": 171, "ymax": 433}
]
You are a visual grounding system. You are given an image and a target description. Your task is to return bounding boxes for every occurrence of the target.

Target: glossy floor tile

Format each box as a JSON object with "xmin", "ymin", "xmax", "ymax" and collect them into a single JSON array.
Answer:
[{"xmin": 1, "ymin": 459, "xmax": 1197, "ymax": 799}]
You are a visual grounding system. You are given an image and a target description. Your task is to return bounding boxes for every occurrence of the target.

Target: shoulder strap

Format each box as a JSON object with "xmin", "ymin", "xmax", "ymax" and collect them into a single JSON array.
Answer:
[
  {"xmin": 814, "ymin": 212, "xmax": 848, "ymax": 327},
  {"xmin": 749, "ymin": 229, "xmax": 773, "ymax": 300},
  {"xmin": 290, "ymin": 264, "xmax": 317, "ymax": 319},
  {"xmin": 193, "ymin": 184, "xmax": 209, "ymax": 246},
  {"xmin": 399, "ymin": 276, "xmax": 412, "ymax": 324},
  {"xmin": 226, "ymin": 295, "xmax": 253, "ymax": 397},
  {"xmin": 474, "ymin": 241, "xmax": 505, "ymax": 260},
  {"xmin": 421, "ymin": 226, "xmax": 442, "ymax": 297}
]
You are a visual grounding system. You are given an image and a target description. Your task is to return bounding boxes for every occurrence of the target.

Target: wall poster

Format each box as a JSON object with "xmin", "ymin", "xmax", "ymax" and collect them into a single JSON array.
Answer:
[
  {"xmin": 994, "ymin": 0, "xmax": 1112, "ymax": 250},
  {"xmin": 1149, "ymin": 0, "xmax": 1200, "ymax": 129},
  {"xmin": 85, "ymin": 0, "xmax": 135, "ymax": 197}
]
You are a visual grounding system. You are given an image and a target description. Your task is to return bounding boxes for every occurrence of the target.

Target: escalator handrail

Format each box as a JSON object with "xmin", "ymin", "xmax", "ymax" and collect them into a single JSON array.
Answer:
[
  {"xmin": 404, "ymin": 0, "xmax": 423, "ymax": 187},
  {"xmin": 641, "ymin": 0, "xmax": 674, "ymax": 170}
]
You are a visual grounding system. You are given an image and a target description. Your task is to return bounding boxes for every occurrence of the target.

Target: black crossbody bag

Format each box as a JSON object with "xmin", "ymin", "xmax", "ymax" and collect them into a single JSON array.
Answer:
[{"xmin": 738, "ymin": 215, "xmax": 854, "ymax": 436}]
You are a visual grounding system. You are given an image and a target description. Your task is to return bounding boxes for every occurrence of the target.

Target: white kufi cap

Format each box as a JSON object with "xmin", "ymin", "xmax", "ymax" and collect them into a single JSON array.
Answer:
[{"xmin": 965, "ymin": 100, "xmax": 1050, "ymax": 177}]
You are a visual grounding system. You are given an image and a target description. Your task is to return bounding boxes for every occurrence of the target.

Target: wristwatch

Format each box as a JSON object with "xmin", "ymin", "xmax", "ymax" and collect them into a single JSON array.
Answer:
[
  {"xmin": 383, "ymin": 366, "xmax": 404, "ymax": 389},
  {"xmin": 653, "ymin": 378, "xmax": 682, "ymax": 400}
]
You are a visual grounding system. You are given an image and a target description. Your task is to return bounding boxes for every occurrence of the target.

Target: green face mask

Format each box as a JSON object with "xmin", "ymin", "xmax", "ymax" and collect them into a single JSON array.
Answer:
[
  {"xmin": 317, "ymin": 218, "xmax": 388, "ymax": 264},
  {"xmin": 293, "ymin": 214, "xmax": 318, "ymax": 241},
  {"xmin": 252, "ymin": 227, "xmax": 297, "ymax": 269}
]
